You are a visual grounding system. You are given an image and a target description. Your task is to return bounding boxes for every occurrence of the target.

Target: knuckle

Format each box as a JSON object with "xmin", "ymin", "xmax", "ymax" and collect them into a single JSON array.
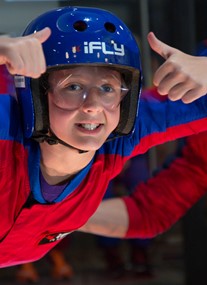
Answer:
[{"xmin": 157, "ymin": 84, "xmax": 167, "ymax": 95}]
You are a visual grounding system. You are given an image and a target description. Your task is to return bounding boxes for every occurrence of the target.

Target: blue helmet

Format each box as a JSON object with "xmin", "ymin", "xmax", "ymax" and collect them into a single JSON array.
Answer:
[{"xmin": 15, "ymin": 6, "xmax": 142, "ymax": 141}]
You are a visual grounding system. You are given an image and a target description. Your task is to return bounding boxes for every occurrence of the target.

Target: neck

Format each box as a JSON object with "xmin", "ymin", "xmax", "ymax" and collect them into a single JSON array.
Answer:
[{"xmin": 39, "ymin": 142, "xmax": 95, "ymax": 185}]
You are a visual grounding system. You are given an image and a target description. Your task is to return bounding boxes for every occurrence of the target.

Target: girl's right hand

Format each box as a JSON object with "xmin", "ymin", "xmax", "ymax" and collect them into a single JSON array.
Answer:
[{"xmin": 0, "ymin": 27, "xmax": 51, "ymax": 78}]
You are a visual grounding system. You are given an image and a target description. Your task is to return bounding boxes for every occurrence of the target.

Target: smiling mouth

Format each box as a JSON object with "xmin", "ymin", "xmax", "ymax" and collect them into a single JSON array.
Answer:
[{"xmin": 78, "ymin": 123, "xmax": 101, "ymax": 131}]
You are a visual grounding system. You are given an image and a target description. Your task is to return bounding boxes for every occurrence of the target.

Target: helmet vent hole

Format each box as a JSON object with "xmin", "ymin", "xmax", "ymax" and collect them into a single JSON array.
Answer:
[
  {"xmin": 104, "ymin": 22, "xmax": 116, "ymax": 33},
  {"xmin": 73, "ymin": 21, "xmax": 88, "ymax": 32}
]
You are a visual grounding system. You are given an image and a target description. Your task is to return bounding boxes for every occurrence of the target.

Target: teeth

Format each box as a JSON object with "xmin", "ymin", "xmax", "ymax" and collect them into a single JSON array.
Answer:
[{"xmin": 81, "ymin": 124, "xmax": 99, "ymax": 130}]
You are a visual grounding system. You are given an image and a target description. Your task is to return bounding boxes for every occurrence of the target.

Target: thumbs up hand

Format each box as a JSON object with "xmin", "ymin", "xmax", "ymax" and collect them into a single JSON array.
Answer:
[
  {"xmin": 148, "ymin": 32, "xmax": 207, "ymax": 103},
  {"xmin": 0, "ymin": 27, "xmax": 51, "ymax": 78}
]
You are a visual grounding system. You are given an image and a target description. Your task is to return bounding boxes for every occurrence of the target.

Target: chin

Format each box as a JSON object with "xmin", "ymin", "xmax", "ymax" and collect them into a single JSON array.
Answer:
[
  {"xmin": 79, "ymin": 144, "xmax": 102, "ymax": 152},
  {"xmin": 74, "ymin": 139, "xmax": 104, "ymax": 152}
]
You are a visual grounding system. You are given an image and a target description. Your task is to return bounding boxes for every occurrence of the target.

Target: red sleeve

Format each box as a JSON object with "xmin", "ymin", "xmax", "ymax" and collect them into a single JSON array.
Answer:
[
  {"xmin": 0, "ymin": 65, "xmax": 15, "ymax": 95},
  {"xmin": 123, "ymin": 131, "xmax": 207, "ymax": 238}
]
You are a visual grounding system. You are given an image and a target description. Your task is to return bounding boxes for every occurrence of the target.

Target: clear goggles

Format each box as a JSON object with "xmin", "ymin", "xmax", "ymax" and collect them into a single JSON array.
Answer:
[{"xmin": 48, "ymin": 72, "xmax": 129, "ymax": 111}]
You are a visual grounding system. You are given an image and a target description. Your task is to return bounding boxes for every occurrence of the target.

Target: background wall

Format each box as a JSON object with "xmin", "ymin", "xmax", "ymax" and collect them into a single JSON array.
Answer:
[{"xmin": 0, "ymin": 1, "xmax": 58, "ymax": 36}]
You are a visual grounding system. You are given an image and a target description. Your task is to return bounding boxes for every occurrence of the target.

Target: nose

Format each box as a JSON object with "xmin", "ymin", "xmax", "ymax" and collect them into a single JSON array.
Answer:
[{"xmin": 81, "ymin": 87, "xmax": 103, "ymax": 113}]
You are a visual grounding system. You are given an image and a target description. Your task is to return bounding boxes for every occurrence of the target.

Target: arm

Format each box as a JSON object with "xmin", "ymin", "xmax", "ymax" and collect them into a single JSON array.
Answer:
[
  {"xmin": 80, "ymin": 131, "xmax": 207, "ymax": 238},
  {"xmin": 80, "ymin": 197, "xmax": 128, "ymax": 237},
  {"xmin": 0, "ymin": 27, "xmax": 51, "ymax": 78}
]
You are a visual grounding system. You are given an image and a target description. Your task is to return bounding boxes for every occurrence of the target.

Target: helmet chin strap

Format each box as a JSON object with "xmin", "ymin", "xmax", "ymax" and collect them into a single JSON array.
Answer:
[{"xmin": 33, "ymin": 129, "xmax": 88, "ymax": 154}]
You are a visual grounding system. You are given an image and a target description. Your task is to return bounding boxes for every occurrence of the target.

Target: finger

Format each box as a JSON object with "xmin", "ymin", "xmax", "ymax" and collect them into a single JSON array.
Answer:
[
  {"xmin": 168, "ymin": 80, "xmax": 196, "ymax": 101},
  {"xmin": 23, "ymin": 28, "xmax": 50, "ymax": 77},
  {"xmin": 147, "ymin": 32, "xmax": 176, "ymax": 60},
  {"xmin": 157, "ymin": 71, "xmax": 187, "ymax": 95},
  {"xmin": 168, "ymin": 83, "xmax": 190, "ymax": 101},
  {"xmin": 28, "ymin": 27, "xmax": 51, "ymax": 44},
  {"xmin": 6, "ymin": 60, "xmax": 24, "ymax": 75},
  {"xmin": 23, "ymin": 54, "xmax": 43, "ymax": 78},
  {"xmin": 29, "ymin": 43, "xmax": 47, "ymax": 77},
  {"xmin": 153, "ymin": 61, "xmax": 175, "ymax": 88},
  {"xmin": 181, "ymin": 88, "xmax": 206, "ymax": 104},
  {"xmin": 7, "ymin": 44, "xmax": 45, "ymax": 78}
]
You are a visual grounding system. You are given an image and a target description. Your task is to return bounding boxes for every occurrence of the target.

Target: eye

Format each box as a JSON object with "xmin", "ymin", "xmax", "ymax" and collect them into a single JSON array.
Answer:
[
  {"xmin": 65, "ymin": 83, "xmax": 82, "ymax": 92},
  {"xmin": 100, "ymin": 85, "xmax": 114, "ymax": 93}
]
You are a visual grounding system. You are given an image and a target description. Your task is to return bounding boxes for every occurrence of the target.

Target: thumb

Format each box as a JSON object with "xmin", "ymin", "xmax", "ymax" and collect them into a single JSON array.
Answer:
[
  {"xmin": 147, "ymin": 32, "xmax": 175, "ymax": 60},
  {"xmin": 31, "ymin": 27, "xmax": 51, "ymax": 44}
]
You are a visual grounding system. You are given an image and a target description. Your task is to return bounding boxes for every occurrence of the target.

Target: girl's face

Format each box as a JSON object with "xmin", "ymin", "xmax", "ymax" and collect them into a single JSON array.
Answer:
[{"xmin": 47, "ymin": 66, "xmax": 127, "ymax": 151}]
